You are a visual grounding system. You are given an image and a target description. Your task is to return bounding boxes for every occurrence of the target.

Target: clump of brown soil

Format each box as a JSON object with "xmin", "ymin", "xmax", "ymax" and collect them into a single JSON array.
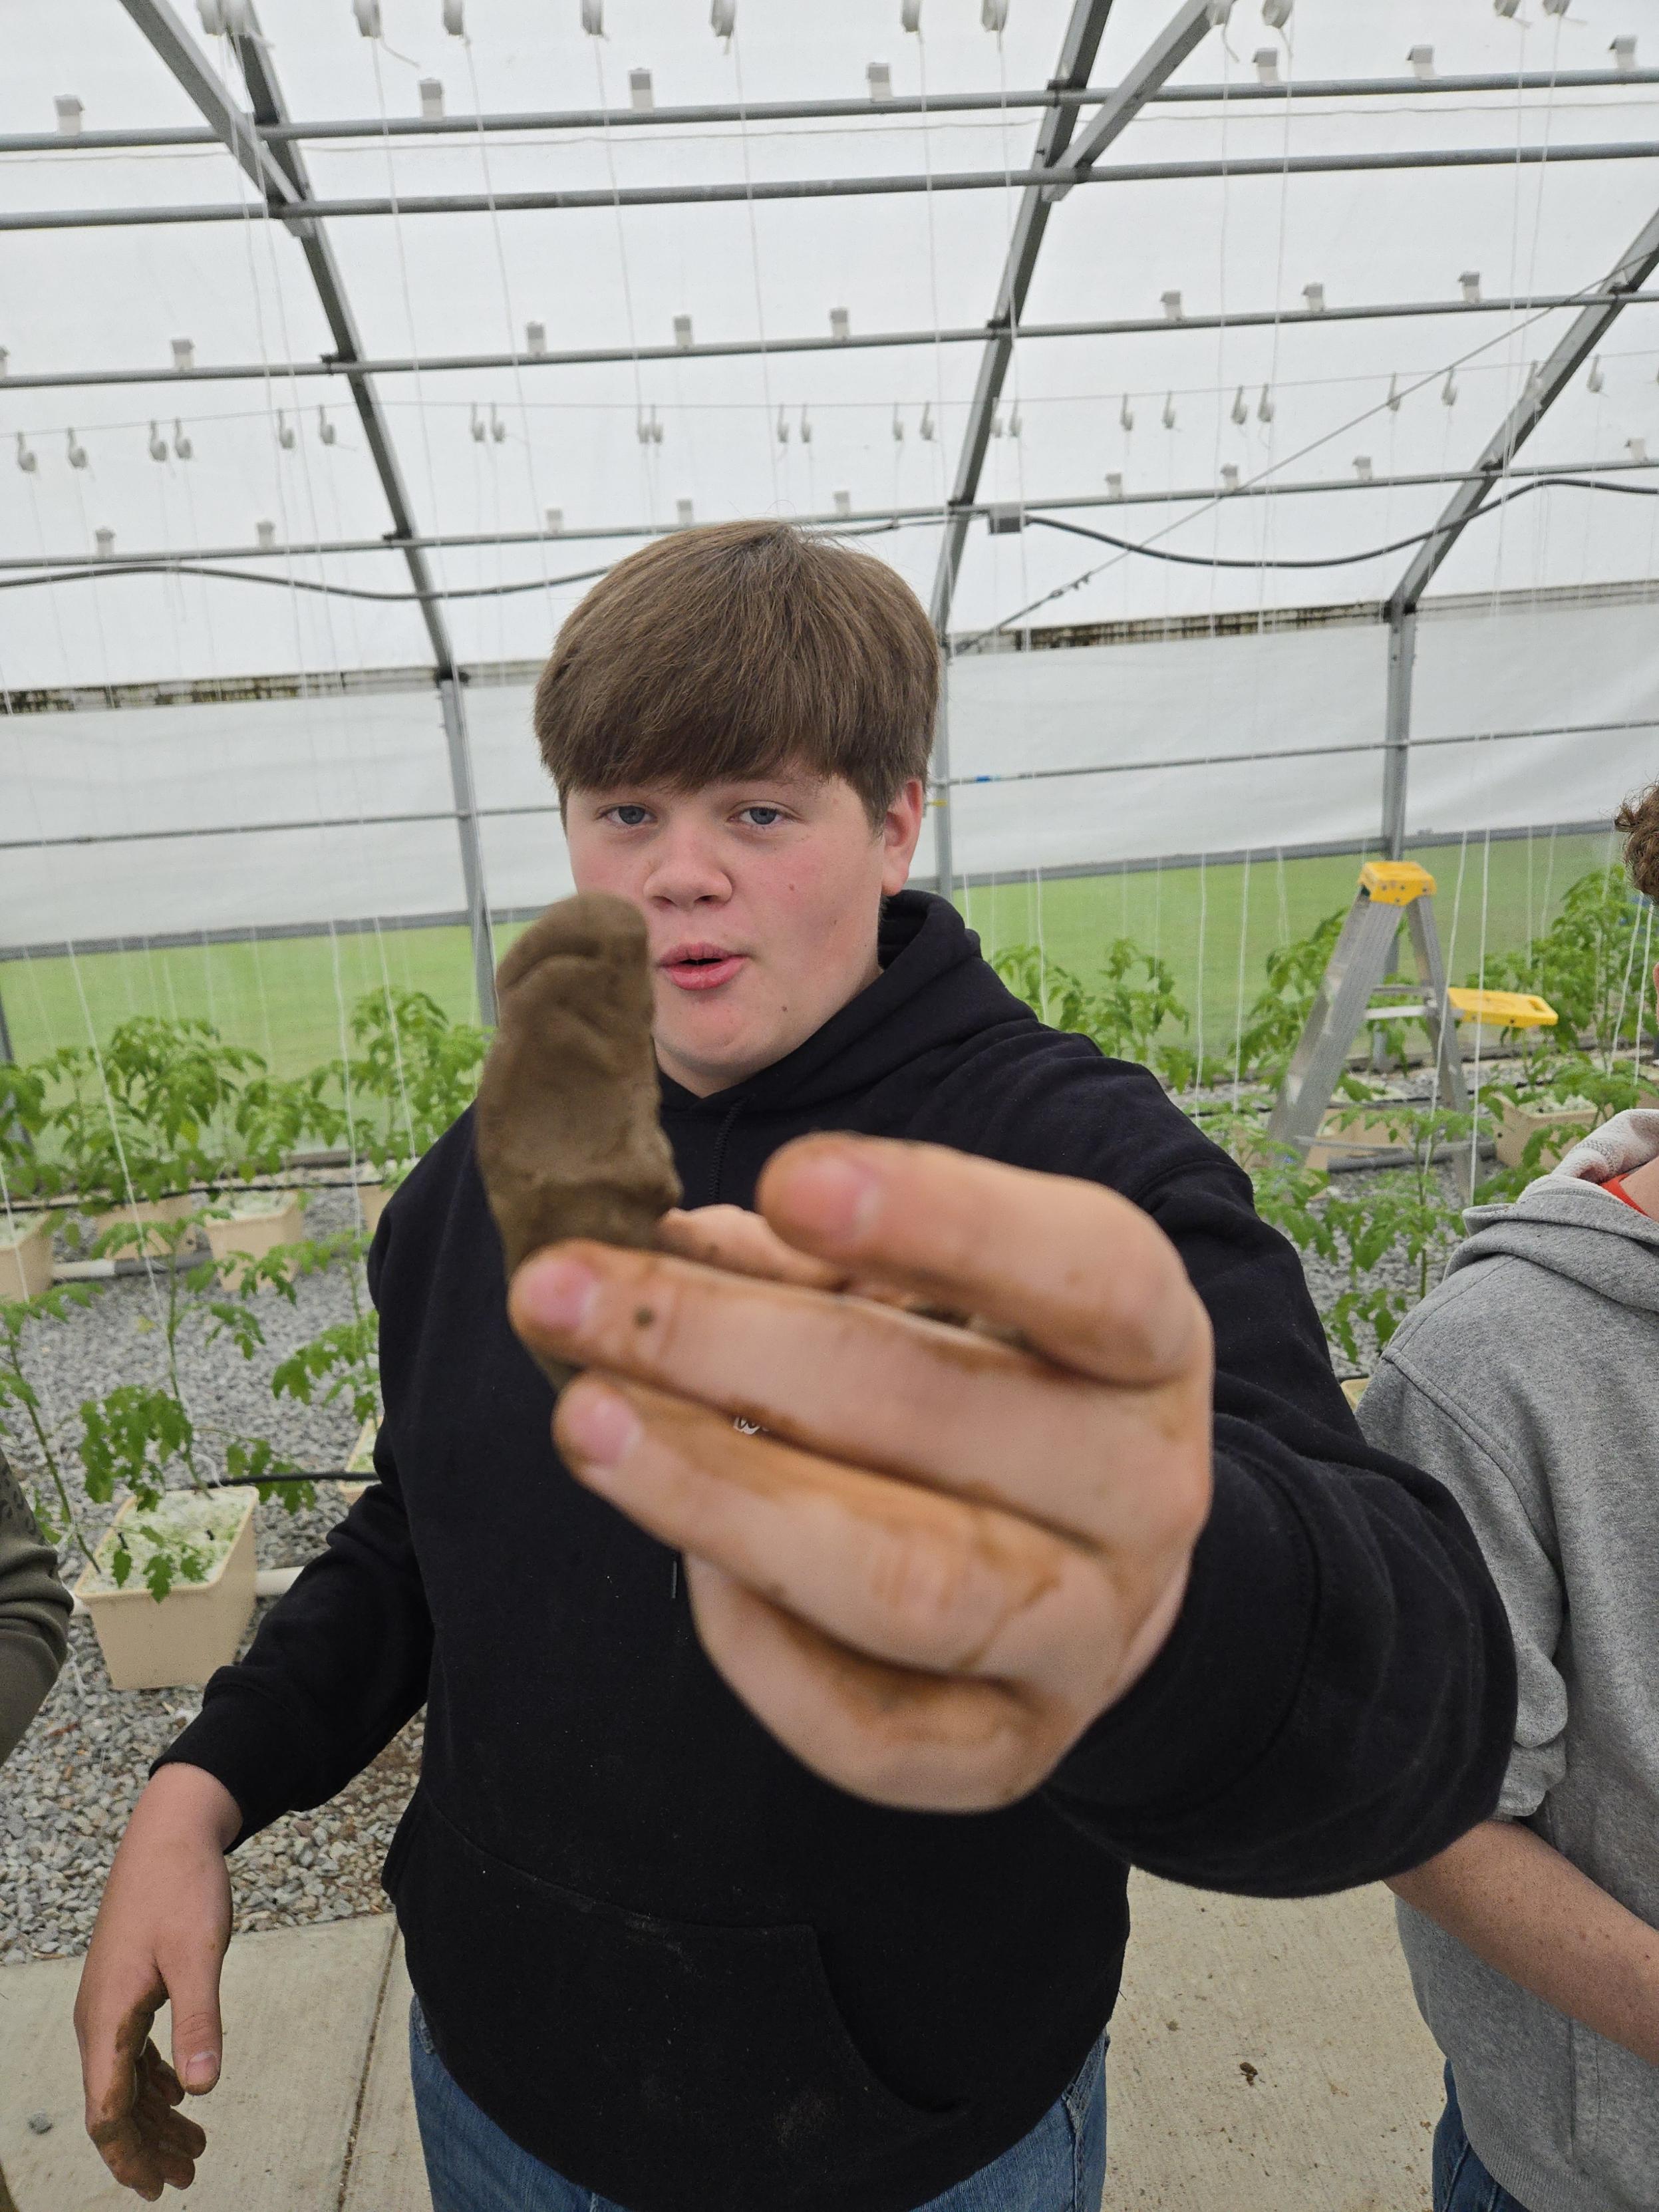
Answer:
[{"xmin": 474, "ymin": 892, "xmax": 680, "ymax": 1386}]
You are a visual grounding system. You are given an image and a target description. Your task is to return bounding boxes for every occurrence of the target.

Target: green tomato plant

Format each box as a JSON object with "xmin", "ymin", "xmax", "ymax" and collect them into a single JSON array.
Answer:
[
  {"xmin": 42, "ymin": 1016, "xmax": 267, "ymax": 1211},
  {"xmin": 0, "ymin": 1060, "xmax": 55, "ymax": 1204},
  {"xmin": 1475, "ymin": 866, "xmax": 1653, "ymax": 1074},
  {"xmin": 0, "ymin": 1281, "xmax": 102, "ymax": 1571},
  {"xmin": 328, "ymin": 987, "xmax": 488, "ymax": 1187},
  {"xmin": 1234, "ymin": 908, "xmax": 1347, "ymax": 1085},
  {"xmin": 992, "ymin": 938, "xmax": 1188, "ymax": 1068},
  {"xmin": 69, "ymin": 1210, "xmax": 315, "ymax": 1598},
  {"xmin": 253, "ymin": 1225, "xmax": 382, "ymax": 1432}
]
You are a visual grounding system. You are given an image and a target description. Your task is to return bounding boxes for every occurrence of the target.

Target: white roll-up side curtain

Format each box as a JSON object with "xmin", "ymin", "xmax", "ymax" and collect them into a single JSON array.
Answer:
[{"xmin": 6, "ymin": 583, "xmax": 1658, "ymax": 952}]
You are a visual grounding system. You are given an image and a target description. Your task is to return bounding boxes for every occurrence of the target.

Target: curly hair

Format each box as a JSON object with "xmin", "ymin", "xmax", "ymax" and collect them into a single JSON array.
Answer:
[{"xmin": 1615, "ymin": 782, "xmax": 1659, "ymax": 903}]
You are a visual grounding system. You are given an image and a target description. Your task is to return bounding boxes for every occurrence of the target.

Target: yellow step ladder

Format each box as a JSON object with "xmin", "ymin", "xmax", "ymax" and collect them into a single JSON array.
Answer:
[{"xmin": 1265, "ymin": 862, "xmax": 1556, "ymax": 1189}]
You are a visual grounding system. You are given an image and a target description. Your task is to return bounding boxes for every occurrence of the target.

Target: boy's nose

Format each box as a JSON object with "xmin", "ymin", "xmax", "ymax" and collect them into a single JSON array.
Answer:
[{"xmin": 643, "ymin": 832, "xmax": 731, "ymax": 905}]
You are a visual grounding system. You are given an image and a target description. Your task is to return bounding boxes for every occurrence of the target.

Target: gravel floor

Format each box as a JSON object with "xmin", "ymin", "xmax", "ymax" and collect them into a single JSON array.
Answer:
[
  {"xmin": 1, "ymin": 1188, "xmax": 422, "ymax": 1965},
  {"xmin": 1, "ymin": 1619, "xmax": 423, "ymax": 1966}
]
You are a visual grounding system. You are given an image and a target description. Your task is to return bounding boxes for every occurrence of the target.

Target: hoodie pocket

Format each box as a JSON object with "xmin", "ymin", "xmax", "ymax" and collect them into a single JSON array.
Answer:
[{"xmin": 384, "ymin": 1788, "xmax": 963, "ymax": 2212}]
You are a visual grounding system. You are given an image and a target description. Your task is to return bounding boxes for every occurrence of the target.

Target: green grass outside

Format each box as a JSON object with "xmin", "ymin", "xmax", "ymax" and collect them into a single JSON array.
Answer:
[
  {"xmin": 959, "ymin": 832, "xmax": 1619, "ymax": 1066},
  {"xmin": 1, "ymin": 830, "xmax": 1618, "ymax": 1078}
]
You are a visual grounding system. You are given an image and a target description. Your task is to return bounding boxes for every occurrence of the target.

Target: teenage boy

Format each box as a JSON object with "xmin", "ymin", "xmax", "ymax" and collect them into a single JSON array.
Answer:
[
  {"xmin": 76, "ymin": 522, "xmax": 1513, "ymax": 2212},
  {"xmin": 1362, "ymin": 807, "xmax": 1659, "ymax": 2212}
]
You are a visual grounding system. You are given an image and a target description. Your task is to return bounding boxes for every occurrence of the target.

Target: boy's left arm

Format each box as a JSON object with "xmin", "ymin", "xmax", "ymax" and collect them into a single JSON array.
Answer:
[{"xmin": 1037, "ymin": 1147, "xmax": 1516, "ymax": 1893}]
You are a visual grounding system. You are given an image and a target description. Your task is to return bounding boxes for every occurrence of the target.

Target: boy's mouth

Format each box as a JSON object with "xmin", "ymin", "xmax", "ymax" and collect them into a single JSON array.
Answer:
[{"xmin": 659, "ymin": 942, "xmax": 748, "ymax": 993}]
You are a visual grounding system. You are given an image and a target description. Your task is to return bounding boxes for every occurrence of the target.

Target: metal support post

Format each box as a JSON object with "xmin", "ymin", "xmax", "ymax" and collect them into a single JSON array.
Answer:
[
  {"xmin": 438, "ymin": 678, "xmax": 497, "ymax": 1027},
  {"xmin": 927, "ymin": 0, "xmax": 1223, "ymax": 647},
  {"xmin": 927, "ymin": 0, "xmax": 1118, "ymax": 641},
  {"xmin": 120, "ymin": 0, "xmax": 501, "ymax": 1024},
  {"xmin": 932, "ymin": 658, "xmax": 955, "ymax": 903},
  {"xmin": 1385, "ymin": 192, "xmax": 1659, "ymax": 623},
  {"xmin": 0, "ymin": 981, "xmax": 15, "ymax": 1066},
  {"xmin": 1406, "ymin": 891, "xmax": 1470, "ymax": 1140},
  {"xmin": 1381, "ymin": 607, "xmax": 1416, "ymax": 861}
]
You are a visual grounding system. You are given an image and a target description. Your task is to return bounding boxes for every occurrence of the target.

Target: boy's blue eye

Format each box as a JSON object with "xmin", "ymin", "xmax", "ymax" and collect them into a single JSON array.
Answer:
[
  {"xmin": 743, "ymin": 807, "xmax": 784, "ymax": 827},
  {"xmin": 611, "ymin": 805, "xmax": 651, "ymax": 827}
]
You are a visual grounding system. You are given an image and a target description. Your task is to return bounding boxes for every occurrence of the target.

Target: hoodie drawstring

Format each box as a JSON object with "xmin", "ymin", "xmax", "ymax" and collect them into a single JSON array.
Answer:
[{"xmin": 709, "ymin": 1102, "xmax": 742, "ymax": 1206}]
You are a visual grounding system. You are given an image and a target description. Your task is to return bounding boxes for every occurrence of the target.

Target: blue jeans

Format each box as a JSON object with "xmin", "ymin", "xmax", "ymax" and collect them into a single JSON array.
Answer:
[
  {"xmin": 410, "ymin": 1995, "xmax": 1106, "ymax": 2212},
  {"xmin": 1434, "ymin": 2066, "xmax": 1531, "ymax": 2212}
]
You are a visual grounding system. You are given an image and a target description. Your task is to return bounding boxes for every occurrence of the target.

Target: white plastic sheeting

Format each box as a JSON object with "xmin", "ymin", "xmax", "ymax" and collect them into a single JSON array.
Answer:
[
  {"xmin": 1406, "ymin": 591, "xmax": 1659, "ymax": 839},
  {"xmin": 941, "ymin": 621, "xmax": 1388, "ymax": 875},
  {"xmin": 6, "ymin": 587, "xmax": 1658, "ymax": 949}
]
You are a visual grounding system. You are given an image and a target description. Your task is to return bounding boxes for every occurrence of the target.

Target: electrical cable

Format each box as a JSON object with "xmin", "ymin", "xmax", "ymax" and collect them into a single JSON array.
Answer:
[
  {"xmin": 0, "ymin": 559, "xmax": 650, "ymax": 599},
  {"xmin": 1016, "ymin": 475, "xmax": 1659, "ymax": 571},
  {"xmin": 11, "ymin": 478, "xmax": 1659, "ymax": 602}
]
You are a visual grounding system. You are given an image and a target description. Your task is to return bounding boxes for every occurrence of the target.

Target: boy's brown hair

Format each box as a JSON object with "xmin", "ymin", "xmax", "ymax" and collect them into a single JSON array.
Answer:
[{"xmin": 533, "ymin": 520, "xmax": 938, "ymax": 823}]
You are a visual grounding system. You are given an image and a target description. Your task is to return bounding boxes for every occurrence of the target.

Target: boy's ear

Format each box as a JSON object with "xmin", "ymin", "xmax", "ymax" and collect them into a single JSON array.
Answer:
[{"xmin": 881, "ymin": 778, "xmax": 927, "ymax": 893}]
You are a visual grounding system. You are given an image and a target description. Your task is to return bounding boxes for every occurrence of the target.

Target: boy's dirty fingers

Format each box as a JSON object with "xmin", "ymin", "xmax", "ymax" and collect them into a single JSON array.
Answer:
[
  {"xmin": 681, "ymin": 1556, "xmax": 1068, "ymax": 1810},
  {"xmin": 656, "ymin": 1205, "xmax": 851, "ymax": 1290},
  {"xmin": 514, "ymin": 1231, "xmax": 1208, "ymax": 1551},
  {"xmin": 551, "ymin": 1372, "xmax": 1199, "ymax": 1810},
  {"xmin": 657, "ymin": 1204, "xmax": 957, "ymax": 1312},
  {"xmin": 756, "ymin": 1136, "xmax": 1209, "ymax": 1388},
  {"xmin": 555, "ymin": 1376, "xmax": 1112, "ymax": 1684}
]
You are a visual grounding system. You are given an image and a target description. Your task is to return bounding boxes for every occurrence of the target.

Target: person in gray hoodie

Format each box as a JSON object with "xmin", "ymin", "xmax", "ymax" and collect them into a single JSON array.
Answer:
[
  {"xmin": 1361, "ymin": 956, "xmax": 1659, "ymax": 2212},
  {"xmin": 0, "ymin": 1439, "xmax": 70, "ymax": 1766},
  {"xmin": 0, "ymin": 1440, "xmax": 71, "ymax": 2212}
]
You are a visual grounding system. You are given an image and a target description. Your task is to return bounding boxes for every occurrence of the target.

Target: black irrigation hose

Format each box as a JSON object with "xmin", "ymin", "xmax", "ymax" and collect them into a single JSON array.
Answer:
[
  {"xmin": 1022, "ymin": 474, "xmax": 1659, "ymax": 573},
  {"xmin": 201, "ymin": 1472, "xmax": 357, "ymax": 1486},
  {"xmin": 0, "ymin": 520, "xmax": 909, "ymax": 603},
  {"xmin": 0, "ymin": 559, "xmax": 613, "ymax": 603}
]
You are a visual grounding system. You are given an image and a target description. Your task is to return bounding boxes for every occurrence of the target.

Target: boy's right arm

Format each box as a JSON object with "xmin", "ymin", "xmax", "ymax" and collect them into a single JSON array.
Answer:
[
  {"xmin": 76, "ymin": 1426, "xmax": 433, "ymax": 2195},
  {"xmin": 75, "ymin": 1763, "xmax": 239, "ymax": 2200},
  {"xmin": 147, "ymin": 1461, "xmax": 434, "ymax": 1837}
]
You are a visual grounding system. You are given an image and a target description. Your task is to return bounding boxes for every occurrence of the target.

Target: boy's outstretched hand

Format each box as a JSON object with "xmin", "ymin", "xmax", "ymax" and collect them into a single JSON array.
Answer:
[{"xmin": 509, "ymin": 1135, "xmax": 1213, "ymax": 1814}]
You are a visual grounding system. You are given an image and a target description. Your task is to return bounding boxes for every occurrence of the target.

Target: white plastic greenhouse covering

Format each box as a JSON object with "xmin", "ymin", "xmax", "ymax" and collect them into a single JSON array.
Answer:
[
  {"xmin": 9, "ymin": 585, "xmax": 1659, "ymax": 947},
  {"xmin": 3, "ymin": 0, "xmax": 1659, "ymax": 969}
]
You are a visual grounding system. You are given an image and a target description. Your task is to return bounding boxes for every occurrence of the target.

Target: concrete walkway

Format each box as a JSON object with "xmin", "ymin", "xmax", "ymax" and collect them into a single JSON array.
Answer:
[
  {"xmin": 0, "ymin": 1917, "xmax": 428, "ymax": 2212},
  {"xmin": 1, "ymin": 1877, "xmax": 1444, "ymax": 2211},
  {"xmin": 1106, "ymin": 1873, "xmax": 1441, "ymax": 2211}
]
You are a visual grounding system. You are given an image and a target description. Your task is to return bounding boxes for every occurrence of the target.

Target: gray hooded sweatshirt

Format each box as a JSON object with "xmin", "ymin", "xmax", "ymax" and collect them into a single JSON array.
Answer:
[
  {"xmin": 1360, "ymin": 1108, "xmax": 1659, "ymax": 2212},
  {"xmin": 0, "ymin": 1444, "xmax": 69, "ymax": 1765}
]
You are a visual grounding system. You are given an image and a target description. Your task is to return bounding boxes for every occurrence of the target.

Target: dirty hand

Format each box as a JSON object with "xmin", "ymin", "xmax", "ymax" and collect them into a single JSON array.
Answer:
[
  {"xmin": 75, "ymin": 1763, "xmax": 239, "ymax": 2198},
  {"xmin": 509, "ymin": 1135, "xmax": 1214, "ymax": 1813}
]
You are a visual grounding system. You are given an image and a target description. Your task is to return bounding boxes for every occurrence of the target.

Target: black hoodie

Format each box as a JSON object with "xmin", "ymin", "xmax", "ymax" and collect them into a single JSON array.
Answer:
[{"xmin": 162, "ymin": 890, "xmax": 1513, "ymax": 2212}]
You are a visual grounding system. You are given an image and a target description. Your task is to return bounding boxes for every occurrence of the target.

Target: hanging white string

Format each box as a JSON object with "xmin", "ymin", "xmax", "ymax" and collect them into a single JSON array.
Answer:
[
  {"xmin": 724, "ymin": 27, "xmax": 783, "ymax": 512},
  {"xmin": 588, "ymin": 35, "xmax": 659, "ymax": 534},
  {"xmin": 458, "ymin": 31, "xmax": 561, "ymax": 629},
  {"xmin": 1461, "ymin": 5, "xmax": 1568, "ymax": 1195}
]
